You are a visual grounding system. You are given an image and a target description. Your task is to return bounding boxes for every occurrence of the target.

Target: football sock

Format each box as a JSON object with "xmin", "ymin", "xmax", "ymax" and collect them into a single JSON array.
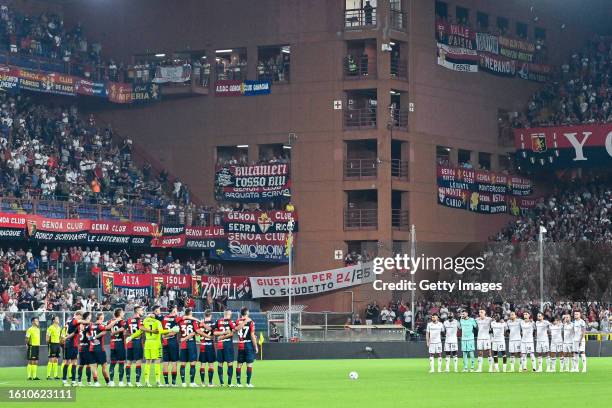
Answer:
[
  {"xmin": 445, "ymin": 356, "xmax": 450, "ymax": 371},
  {"xmin": 227, "ymin": 365, "xmax": 233, "ymax": 385},
  {"xmin": 429, "ymin": 356, "xmax": 434, "ymax": 371},
  {"xmin": 437, "ymin": 357, "xmax": 442, "ymax": 371},
  {"xmin": 487, "ymin": 357, "xmax": 493, "ymax": 370},
  {"xmin": 71, "ymin": 364, "xmax": 76, "ymax": 382},
  {"xmin": 47, "ymin": 362, "xmax": 53, "ymax": 378},
  {"xmin": 246, "ymin": 366, "xmax": 252, "ymax": 384},
  {"xmin": 530, "ymin": 354, "xmax": 536, "ymax": 370},
  {"xmin": 453, "ymin": 355, "xmax": 458, "ymax": 371},
  {"xmin": 189, "ymin": 365, "xmax": 196, "ymax": 383},
  {"xmin": 62, "ymin": 363, "xmax": 69, "ymax": 380},
  {"xmin": 180, "ymin": 365, "xmax": 186, "ymax": 383},
  {"xmin": 581, "ymin": 354, "xmax": 587, "ymax": 370},
  {"xmin": 477, "ymin": 356, "xmax": 483, "ymax": 370},
  {"xmin": 126, "ymin": 365, "xmax": 131, "ymax": 382},
  {"xmin": 217, "ymin": 366, "xmax": 224, "ymax": 384},
  {"xmin": 110, "ymin": 362, "xmax": 116, "ymax": 381},
  {"xmin": 86, "ymin": 367, "xmax": 91, "ymax": 383},
  {"xmin": 469, "ymin": 352, "xmax": 475, "ymax": 368},
  {"xmin": 155, "ymin": 363, "xmax": 161, "ymax": 383},
  {"xmin": 462, "ymin": 352, "xmax": 468, "ymax": 369},
  {"xmin": 77, "ymin": 366, "xmax": 83, "ymax": 382},
  {"xmin": 200, "ymin": 368, "xmax": 206, "ymax": 383},
  {"xmin": 537, "ymin": 357, "xmax": 543, "ymax": 370},
  {"xmin": 144, "ymin": 363, "xmax": 150, "ymax": 383},
  {"xmin": 171, "ymin": 370, "xmax": 177, "ymax": 384},
  {"xmin": 118, "ymin": 363, "xmax": 125, "ymax": 381},
  {"xmin": 208, "ymin": 368, "xmax": 214, "ymax": 384},
  {"xmin": 164, "ymin": 369, "xmax": 169, "ymax": 384},
  {"xmin": 236, "ymin": 367, "xmax": 242, "ymax": 384},
  {"xmin": 135, "ymin": 365, "xmax": 142, "ymax": 382},
  {"xmin": 26, "ymin": 364, "xmax": 31, "ymax": 379}
]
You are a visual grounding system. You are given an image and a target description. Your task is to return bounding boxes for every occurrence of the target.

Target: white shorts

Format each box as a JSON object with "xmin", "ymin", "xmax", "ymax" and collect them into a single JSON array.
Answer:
[
  {"xmin": 562, "ymin": 343, "xmax": 574, "ymax": 353},
  {"xmin": 509, "ymin": 340, "xmax": 522, "ymax": 354},
  {"xmin": 536, "ymin": 341, "xmax": 550, "ymax": 353},
  {"xmin": 428, "ymin": 343, "xmax": 443, "ymax": 354},
  {"xmin": 573, "ymin": 340, "xmax": 585, "ymax": 353},
  {"xmin": 492, "ymin": 341, "xmax": 506, "ymax": 352},
  {"xmin": 476, "ymin": 339, "xmax": 491, "ymax": 350},
  {"xmin": 550, "ymin": 342, "xmax": 563, "ymax": 353},
  {"xmin": 521, "ymin": 342, "xmax": 534, "ymax": 354},
  {"xmin": 444, "ymin": 342, "xmax": 458, "ymax": 352}
]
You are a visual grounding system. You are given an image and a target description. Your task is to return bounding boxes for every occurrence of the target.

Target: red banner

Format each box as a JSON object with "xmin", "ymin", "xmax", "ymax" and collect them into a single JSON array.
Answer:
[
  {"xmin": 214, "ymin": 80, "xmax": 243, "ymax": 96},
  {"xmin": 201, "ymin": 276, "xmax": 252, "ymax": 300},
  {"xmin": 107, "ymin": 82, "xmax": 133, "ymax": 104}
]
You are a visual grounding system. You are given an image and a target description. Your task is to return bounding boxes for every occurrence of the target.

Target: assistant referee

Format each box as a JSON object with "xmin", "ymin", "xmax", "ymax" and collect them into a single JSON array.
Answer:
[
  {"xmin": 46, "ymin": 315, "xmax": 62, "ymax": 379},
  {"xmin": 25, "ymin": 317, "xmax": 41, "ymax": 380}
]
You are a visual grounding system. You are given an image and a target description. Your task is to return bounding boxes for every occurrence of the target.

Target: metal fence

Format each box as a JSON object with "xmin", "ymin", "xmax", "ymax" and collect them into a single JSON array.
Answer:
[
  {"xmin": 344, "ymin": 55, "xmax": 375, "ymax": 79},
  {"xmin": 344, "ymin": 8, "xmax": 377, "ymax": 29},
  {"xmin": 344, "ymin": 208, "xmax": 378, "ymax": 230},
  {"xmin": 344, "ymin": 159, "xmax": 378, "ymax": 179},
  {"xmin": 344, "ymin": 108, "xmax": 377, "ymax": 129}
]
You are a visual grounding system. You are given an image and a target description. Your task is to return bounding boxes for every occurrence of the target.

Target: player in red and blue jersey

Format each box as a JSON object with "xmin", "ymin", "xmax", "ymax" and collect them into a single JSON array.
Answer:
[
  {"xmin": 196, "ymin": 310, "xmax": 216, "ymax": 387},
  {"xmin": 62, "ymin": 311, "xmax": 89, "ymax": 386},
  {"xmin": 235, "ymin": 307, "xmax": 257, "ymax": 387},
  {"xmin": 179, "ymin": 308, "xmax": 200, "ymax": 387},
  {"xmin": 88, "ymin": 313, "xmax": 111, "ymax": 386},
  {"xmin": 214, "ymin": 309, "xmax": 237, "ymax": 386},
  {"xmin": 126, "ymin": 306, "xmax": 144, "ymax": 387},
  {"xmin": 77, "ymin": 312, "xmax": 94, "ymax": 386},
  {"xmin": 161, "ymin": 304, "xmax": 182, "ymax": 386},
  {"xmin": 107, "ymin": 308, "xmax": 127, "ymax": 387}
]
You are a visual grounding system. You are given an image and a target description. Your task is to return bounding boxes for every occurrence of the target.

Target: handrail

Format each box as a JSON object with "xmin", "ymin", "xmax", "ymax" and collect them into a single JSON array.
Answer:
[
  {"xmin": 344, "ymin": 208, "xmax": 378, "ymax": 230},
  {"xmin": 344, "ymin": 158, "xmax": 378, "ymax": 179}
]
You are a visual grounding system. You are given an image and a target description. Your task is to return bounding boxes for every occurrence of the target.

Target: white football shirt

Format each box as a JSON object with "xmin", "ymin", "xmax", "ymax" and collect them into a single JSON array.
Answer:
[
  {"xmin": 535, "ymin": 320, "xmax": 550, "ymax": 342},
  {"xmin": 572, "ymin": 319, "xmax": 586, "ymax": 342},
  {"xmin": 491, "ymin": 321, "xmax": 507, "ymax": 342},
  {"xmin": 476, "ymin": 317, "xmax": 492, "ymax": 340},
  {"xmin": 562, "ymin": 322, "xmax": 574, "ymax": 343},
  {"xmin": 443, "ymin": 319, "xmax": 459, "ymax": 343},
  {"xmin": 507, "ymin": 319, "xmax": 522, "ymax": 341},
  {"xmin": 549, "ymin": 323, "xmax": 563, "ymax": 344},
  {"xmin": 520, "ymin": 320, "xmax": 535, "ymax": 342},
  {"xmin": 426, "ymin": 321, "xmax": 444, "ymax": 344}
]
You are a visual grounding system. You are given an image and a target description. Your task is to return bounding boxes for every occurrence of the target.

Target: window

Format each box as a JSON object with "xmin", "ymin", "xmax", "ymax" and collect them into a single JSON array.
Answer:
[
  {"xmin": 458, "ymin": 149, "xmax": 472, "ymax": 167},
  {"xmin": 257, "ymin": 45, "xmax": 290, "ymax": 83},
  {"xmin": 435, "ymin": 1, "xmax": 448, "ymax": 19},
  {"xmin": 478, "ymin": 152, "xmax": 491, "ymax": 171},
  {"xmin": 535, "ymin": 27, "xmax": 546, "ymax": 41},
  {"xmin": 476, "ymin": 12, "xmax": 489, "ymax": 31},
  {"xmin": 436, "ymin": 146, "xmax": 451, "ymax": 166},
  {"xmin": 496, "ymin": 17, "xmax": 509, "ymax": 35},
  {"xmin": 516, "ymin": 22, "xmax": 528, "ymax": 39},
  {"xmin": 456, "ymin": 6, "xmax": 469, "ymax": 25}
]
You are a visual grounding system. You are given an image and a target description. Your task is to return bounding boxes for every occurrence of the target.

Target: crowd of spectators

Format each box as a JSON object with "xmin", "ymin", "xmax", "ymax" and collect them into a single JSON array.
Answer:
[
  {"xmin": 257, "ymin": 52, "xmax": 290, "ymax": 83},
  {"xmin": 493, "ymin": 176, "xmax": 611, "ymax": 243},
  {"xmin": 514, "ymin": 35, "xmax": 612, "ymax": 128},
  {"xmin": 216, "ymin": 153, "xmax": 290, "ymax": 168}
]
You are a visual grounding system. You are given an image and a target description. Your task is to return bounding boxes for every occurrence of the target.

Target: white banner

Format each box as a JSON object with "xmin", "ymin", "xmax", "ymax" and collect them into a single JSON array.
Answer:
[
  {"xmin": 249, "ymin": 262, "xmax": 375, "ymax": 298},
  {"xmin": 152, "ymin": 65, "xmax": 192, "ymax": 83}
]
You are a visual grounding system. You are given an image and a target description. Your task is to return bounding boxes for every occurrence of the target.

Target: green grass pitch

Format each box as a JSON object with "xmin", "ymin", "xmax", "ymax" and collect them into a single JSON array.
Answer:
[{"xmin": 1, "ymin": 358, "xmax": 611, "ymax": 408}]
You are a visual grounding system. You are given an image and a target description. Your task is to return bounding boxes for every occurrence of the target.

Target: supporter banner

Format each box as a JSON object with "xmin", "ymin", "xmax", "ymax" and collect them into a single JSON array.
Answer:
[
  {"xmin": 131, "ymin": 83, "xmax": 160, "ymax": 103},
  {"xmin": 153, "ymin": 65, "xmax": 191, "ymax": 83},
  {"xmin": 210, "ymin": 232, "xmax": 289, "ymax": 263},
  {"xmin": 161, "ymin": 274, "xmax": 192, "ymax": 290},
  {"xmin": 153, "ymin": 276, "xmax": 164, "ymax": 297},
  {"xmin": 102, "ymin": 272, "xmax": 114, "ymax": 295},
  {"xmin": 17, "ymin": 68, "xmax": 76, "ymax": 96},
  {"xmin": 86, "ymin": 220, "xmax": 158, "ymax": 247},
  {"xmin": 75, "ymin": 79, "xmax": 107, "ymax": 97},
  {"xmin": 215, "ymin": 164, "xmax": 291, "ymax": 202},
  {"xmin": 0, "ymin": 212, "xmax": 26, "ymax": 240},
  {"xmin": 0, "ymin": 66, "xmax": 19, "ymax": 92},
  {"xmin": 106, "ymin": 82, "xmax": 133, "ymax": 104},
  {"xmin": 215, "ymin": 79, "xmax": 272, "ymax": 97},
  {"xmin": 184, "ymin": 225, "xmax": 225, "ymax": 250},
  {"xmin": 436, "ymin": 166, "xmax": 534, "ymax": 215},
  {"xmin": 191, "ymin": 275, "xmax": 202, "ymax": 297},
  {"xmin": 514, "ymin": 124, "xmax": 612, "ymax": 169},
  {"xmin": 435, "ymin": 20, "xmax": 549, "ymax": 82},
  {"xmin": 151, "ymin": 225, "xmax": 186, "ymax": 248},
  {"xmin": 223, "ymin": 210, "xmax": 297, "ymax": 234},
  {"xmin": 250, "ymin": 262, "xmax": 375, "ymax": 298},
  {"xmin": 201, "ymin": 276, "xmax": 252, "ymax": 300},
  {"xmin": 26, "ymin": 216, "xmax": 90, "ymax": 242},
  {"xmin": 111, "ymin": 272, "xmax": 151, "ymax": 297}
]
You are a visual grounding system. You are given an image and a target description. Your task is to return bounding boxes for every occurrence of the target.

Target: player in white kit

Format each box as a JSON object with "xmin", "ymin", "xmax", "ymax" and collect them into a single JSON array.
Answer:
[
  {"xmin": 549, "ymin": 316, "xmax": 563, "ymax": 372},
  {"xmin": 506, "ymin": 311, "xmax": 522, "ymax": 372},
  {"xmin": 572, "ymin": 311, "xmax": 587, "ymax": 372},
  {"xmin": 490, "ymin": 314, "xmax": 507, "ymax": 372},
  {"xmin": 520, "ymin": 312, "xmax": 536, "ymax": 371},
  {"xmin": 535, "ymin": 312, "xmax": 551, "ymax": 372},
  {"xmin": 443, "ymin": 314, "xmax": 459, "ymax": 372},
  {"xmin": 561, "ymin": 314, "xmax": 575, "ymax": 372},
  {"xmin": 475, "ymin": 309, "xmax": 493, "ymax": 372},
  {"xmin": 426, "ymin": 314, "xmax": 444, "ymax": 373}
]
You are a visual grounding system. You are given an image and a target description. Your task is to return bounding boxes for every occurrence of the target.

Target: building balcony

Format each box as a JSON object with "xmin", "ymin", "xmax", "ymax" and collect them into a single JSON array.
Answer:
[
  {"xmin": 392, "ymin": 209, "xmax": 410, "ymax": 230},
  {"xmin": 344, "ymin": 55, "xmax": 376, "ymax": 79},
  {"xmin": 389, "ymin": 108, "xmax": 409, "ymax": 130},
  {"xmin": 391, "ymin": 159, "xmax": 409, "ymax": 179},
  {"xmin": 344, "ymin": 159, "xmax": 377, "ymax": 179},
  {"xmin": 390, "ymin": 58, "xmax": 408, "ymax": 80},
  {"xmin": 344, "ymin": 208, "xmax": 378, "ymax": 230},
  {"xmin": 344, "ymin": 108, "xmax": 377, "ymax": 129},
  {"xmin": 344, "ymin": 8, "xmax": 377, "ymax": 30},
  {"xmin": 390, "ymin": 10, "xmax": 408, "ymax": 32}
]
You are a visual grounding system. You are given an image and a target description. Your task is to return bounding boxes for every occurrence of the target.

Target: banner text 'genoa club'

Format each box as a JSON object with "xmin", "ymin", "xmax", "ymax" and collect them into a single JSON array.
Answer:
[{"xmin": 215, "ymin": 164, "xmax": 291, "ymax": 202}]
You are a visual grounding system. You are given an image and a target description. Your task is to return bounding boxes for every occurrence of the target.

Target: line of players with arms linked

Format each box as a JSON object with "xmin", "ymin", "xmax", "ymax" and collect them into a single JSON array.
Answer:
[
  {"xmin": 24, "ymin": 305, "xmax": 259, "ymax": 388},
  {"xmin": 425, "ymin": 309, "xmax": 588, "ymax": 373}
]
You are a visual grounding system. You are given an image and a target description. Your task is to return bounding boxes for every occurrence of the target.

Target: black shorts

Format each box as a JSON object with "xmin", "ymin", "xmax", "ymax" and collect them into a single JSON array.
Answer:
[
  {"xmin": 126, "ymin": 343, "xmax": 143, "ymax": 361},
  {"xmin": 48, "ymin": 343, "xmax": 61, "ymax": 358},
  {"xmin": 110, "ymin": 345, "xmax": 126, "ymax": 362},
  {"xmin": 65, "ymin": 344, "xmax": 78, "ymax": 360},
  {"xmin": 198, "ymin": 344, "xmax": 216, "ymax": 364},
  {"xmin": 180, "ymin": 342, "xmax": 198, "ymax": 363},
  {"xmin": 163, "ymin": 343, "xmax": 180, "ymax": 362},
  {"xmin": 216, "ymin": 344, "xmax": 234, "ymax": 363},
  {"xmin": 27, "ymin": 345, "xmax": 40, "ymax": 361},
  {"xmin": 92, "ymin": 349, "xmax": 107, "ymax": 365},
  {"xmin": 237, "ymin": 343, "xmax": 255, "ymax": 364},
  {"xmin": 79, "ymin": 349, "xmax": 92, "ymax": 366}
]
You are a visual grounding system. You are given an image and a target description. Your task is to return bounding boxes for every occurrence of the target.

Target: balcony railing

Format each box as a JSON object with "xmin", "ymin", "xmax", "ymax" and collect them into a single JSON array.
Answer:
[
  {"xmin": 344, "ymin": 55, "xmax": 376, "ymax": 79},
  {"xmin": 391, "ymin": 159, "xmax": 409, "ymax": 179},
  {"xmin": 344, "ymin": 107, "xmax": 377, "ymax": 129},
  {"xmin": 390, "ymin": 10, "xmax": 408, "ymax": 31},
  {"xmin": 344, "ymin": 8, "xmax": 377, "ymax": 29},
  {"xmin": 392, "ymin": 209, "xmax": 410, "ymax": 230},
  {"xmin": 344, "ymin": 208, "xmax": 378, "ymax": 230},
  {"xmin": 344, "ymin": 159, "xmax": 378, "ymax": 179},
  {"xmin": 391, "ymin": 58, "xmax": 408, "ymax": 79},
  {"xmin": 390, "ymin": 108, "xmax": 409, "ymax": 129}
]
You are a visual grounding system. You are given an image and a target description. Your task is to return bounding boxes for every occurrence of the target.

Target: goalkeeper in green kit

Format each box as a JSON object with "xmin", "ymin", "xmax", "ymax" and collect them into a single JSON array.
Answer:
[
  {"xmin": 459, "ymin": 309, "xmax": 477, "ymax": 372},
  {"xmin": 127, "ymin": 312, "xmax": 179, "ymax": 387}
]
